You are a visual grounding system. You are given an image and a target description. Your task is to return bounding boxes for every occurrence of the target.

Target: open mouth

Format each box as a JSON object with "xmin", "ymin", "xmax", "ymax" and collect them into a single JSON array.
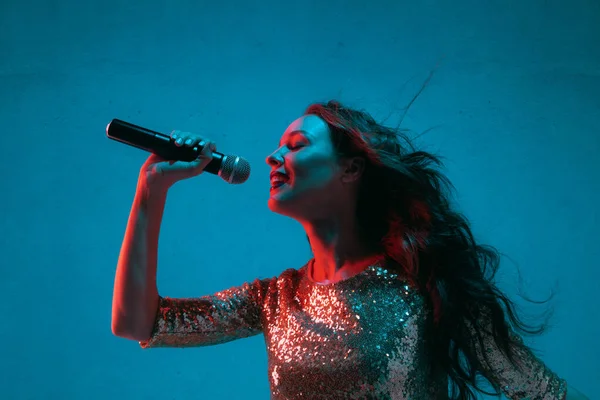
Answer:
[{"xmin": 270, "ymin": 172, "xmax": 289, "ymax": 190}]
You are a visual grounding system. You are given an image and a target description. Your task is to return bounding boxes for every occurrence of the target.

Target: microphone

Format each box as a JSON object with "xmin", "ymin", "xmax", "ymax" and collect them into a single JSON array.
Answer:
[{"xmin": 106, "ymin": 119, "xmax": 251, "ymax": 184}]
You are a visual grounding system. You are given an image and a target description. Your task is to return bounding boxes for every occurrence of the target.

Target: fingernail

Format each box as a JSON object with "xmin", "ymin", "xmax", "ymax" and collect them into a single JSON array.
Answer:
[
  {"xmin": 184, "ymin": 138, "xmax": 192, "ymax": 145},
  {"xmin": 176, "ymin": 138, "xmax": 183, "ymax": 144}
]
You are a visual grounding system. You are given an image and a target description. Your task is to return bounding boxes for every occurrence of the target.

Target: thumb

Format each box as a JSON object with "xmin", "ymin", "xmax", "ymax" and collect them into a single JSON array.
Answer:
[
  {"xmin": 190, "ymin": 139, "xmax": 216, "ymax": 175},
  {"xmin": 156, "ymin": 140, "xmax": 216, "ymax": 180}
]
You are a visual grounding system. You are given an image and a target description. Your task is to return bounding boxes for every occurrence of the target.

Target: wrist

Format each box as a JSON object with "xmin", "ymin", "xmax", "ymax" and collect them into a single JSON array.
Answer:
[{"xmin": 135, "ymin": 174, "xmax": 169, "ymax": 209}]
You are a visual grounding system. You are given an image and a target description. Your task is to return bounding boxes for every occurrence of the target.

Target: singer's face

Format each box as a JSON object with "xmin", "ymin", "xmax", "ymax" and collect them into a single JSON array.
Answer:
[{"xmin": 266, "ymin": 115, "xmax": 351, "ymax": 221}]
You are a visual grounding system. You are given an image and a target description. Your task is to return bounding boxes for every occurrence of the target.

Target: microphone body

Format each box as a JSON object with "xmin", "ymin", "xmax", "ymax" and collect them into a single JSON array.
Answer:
[{"xmin": 106, "ymin": 119, "xmax": 250, "ymax": 184}]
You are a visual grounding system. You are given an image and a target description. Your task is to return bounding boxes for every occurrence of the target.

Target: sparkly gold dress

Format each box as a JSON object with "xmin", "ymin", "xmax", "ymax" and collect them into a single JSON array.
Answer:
[{"xmin": 140, "ymin": 261, "xmax": 567, "ymax": 400}]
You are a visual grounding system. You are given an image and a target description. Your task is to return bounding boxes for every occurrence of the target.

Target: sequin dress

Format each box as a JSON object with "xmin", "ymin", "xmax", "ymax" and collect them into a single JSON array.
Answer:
[{"xmin": 140, "ymin": 261, "xmax": 567, "ymax": 400}]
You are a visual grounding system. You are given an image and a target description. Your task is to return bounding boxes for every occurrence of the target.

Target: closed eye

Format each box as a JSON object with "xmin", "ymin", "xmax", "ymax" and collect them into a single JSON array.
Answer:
[{"xmin": 287, "ymin": 141, "xmax": 306, "ymax": 150}]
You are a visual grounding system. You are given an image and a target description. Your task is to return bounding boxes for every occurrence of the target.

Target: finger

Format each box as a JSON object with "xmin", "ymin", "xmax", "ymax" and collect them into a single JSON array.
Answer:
[
  {"xmin": 170, "ymin": 130, "xmax": 180, "ymax": 145},
  {"xmin": 184, "ymin": 136, "xmax": 204, "ymax": 147},
  {"xmin": 196, "ymin": 139, "xmax": 216, "ymax": 152},
  {"xmin": 193, "ymin": 140, "xmax": 215, "ymax": 173},
  {"xmin": 172, "ymin": 130, "xmax": 189, "ymax": 147},
  {"xmin": 154, "ymin": 144, "xmax": 212, "ymax": 176},
  {"xmin": 198, "ymin": 140, "xmax": 215, "ymax": 157}
]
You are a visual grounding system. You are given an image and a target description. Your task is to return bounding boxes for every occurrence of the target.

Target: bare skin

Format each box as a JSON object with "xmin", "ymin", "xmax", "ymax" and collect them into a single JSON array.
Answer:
[
  {"xmin": 265, "ymin": 115, "xmax": 380, "ymax": 283},
  {"xmin": 111, "ymin": 115, "xmax": 590, "ymax": 399}
]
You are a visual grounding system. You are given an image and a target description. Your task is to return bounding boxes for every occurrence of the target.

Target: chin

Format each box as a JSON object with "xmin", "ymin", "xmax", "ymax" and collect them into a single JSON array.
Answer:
[
  {"xmin": 267, "ymin": 184, "xmax": 325, "ymax": 219},
  {"xmin": 267, "ymin": 197, "xmax": 291, "ymax": 215},
  {"xmin": 267, "ymin": 191, "xmax": 303, "ymax": 218}
]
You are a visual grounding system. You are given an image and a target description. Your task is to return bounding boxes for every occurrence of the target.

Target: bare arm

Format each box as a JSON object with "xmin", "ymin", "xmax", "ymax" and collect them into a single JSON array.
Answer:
[
  {"xmin": 110, "ymin": 133, "xmax": 217, "ymax": 342},
  {"xmin": 111, "ymin": 178, "xmax": 167, "ymax": 341},
  {"xmin": 111, "ymin": 171, "xmax": 272, "ymax": 350}
]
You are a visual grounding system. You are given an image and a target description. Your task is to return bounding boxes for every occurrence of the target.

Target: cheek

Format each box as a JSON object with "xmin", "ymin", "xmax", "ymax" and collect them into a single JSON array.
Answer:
[
  {"xmin": 290, "ymin": 154, "xmax": 332, "ymax": 179},
  {"xmin": 295, "ymin": 166, "xmax": 339, "ymax": 192}
]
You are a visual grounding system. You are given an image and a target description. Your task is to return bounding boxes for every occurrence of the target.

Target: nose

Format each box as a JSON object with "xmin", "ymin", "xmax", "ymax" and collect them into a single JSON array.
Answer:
[{"xmin": 266, "ymin": 150, "xmax": 284, "ymax": 167}]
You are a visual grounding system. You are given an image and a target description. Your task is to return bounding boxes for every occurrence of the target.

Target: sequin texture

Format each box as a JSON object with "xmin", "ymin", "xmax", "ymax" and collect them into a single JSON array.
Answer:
[{"xmin": 140, "ymin": 261, "xmax": 567, "ymax": 399}]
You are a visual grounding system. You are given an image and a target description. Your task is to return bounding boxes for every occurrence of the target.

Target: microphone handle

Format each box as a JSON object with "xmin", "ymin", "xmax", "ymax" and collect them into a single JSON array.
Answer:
[{"xmin": 106, "ymin": 118, "xmax": 222, "ymax": 175}]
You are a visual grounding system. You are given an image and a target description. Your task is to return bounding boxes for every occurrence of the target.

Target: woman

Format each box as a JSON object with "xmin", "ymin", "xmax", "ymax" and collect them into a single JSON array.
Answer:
[{"xmin": 111, "ymin": 100, "xmax": 588, "ymax": 399}]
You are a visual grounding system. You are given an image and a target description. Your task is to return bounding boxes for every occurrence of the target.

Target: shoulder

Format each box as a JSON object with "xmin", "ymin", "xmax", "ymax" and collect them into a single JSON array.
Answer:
[
  {"xmin": 275, "ymin": 262, "xmax": 308, "ymax": 284},
  {"xmin": 252, "ymin": 261, "xmax": 308, "ymax": 289}
]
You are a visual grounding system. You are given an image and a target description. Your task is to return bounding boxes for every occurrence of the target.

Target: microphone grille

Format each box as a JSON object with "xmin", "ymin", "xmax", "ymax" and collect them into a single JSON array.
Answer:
[{"xmin": 220, "ymin": 155, "xmax": 251, "ymax": 184}]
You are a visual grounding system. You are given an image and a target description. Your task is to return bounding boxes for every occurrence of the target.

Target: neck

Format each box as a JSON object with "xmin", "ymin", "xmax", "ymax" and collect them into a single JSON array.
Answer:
[{"xmin": 302, "ymin": 216, "xmax": 380, "ymax": 282}]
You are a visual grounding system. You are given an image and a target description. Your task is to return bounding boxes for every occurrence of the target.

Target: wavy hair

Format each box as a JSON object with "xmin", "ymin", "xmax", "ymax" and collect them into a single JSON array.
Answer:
[{"xmin": 304, "ymin": 81, "xmax": 554, "ymax": 399}]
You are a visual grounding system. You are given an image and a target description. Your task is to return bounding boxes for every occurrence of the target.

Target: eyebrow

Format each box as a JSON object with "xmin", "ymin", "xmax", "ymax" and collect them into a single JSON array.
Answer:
[{"xmin": 279, "ymin": 130, "xmax": 308, "ymax": 147}]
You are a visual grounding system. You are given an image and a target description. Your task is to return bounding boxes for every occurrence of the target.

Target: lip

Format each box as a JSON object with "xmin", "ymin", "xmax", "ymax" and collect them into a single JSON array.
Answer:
[
  {"xmin": 270, "ymin": 170, "xmax": 290, "ymax": 186},
  {"xmin": 269, "ymin": 170, "xmax": 289, "ymax": 193},
  {"xmin": 270, "ymin": 183, "xmax": 286, "ymax": 192},
  {"xmin": 270, "ymin": 170, "xmax": 288, "ymax": 180}
]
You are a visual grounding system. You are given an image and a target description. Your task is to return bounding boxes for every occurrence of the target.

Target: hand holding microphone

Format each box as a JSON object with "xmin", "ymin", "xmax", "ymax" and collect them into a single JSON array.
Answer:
[
  {"xmin": 106, "ymin": 119, "xmax": 251, "ymax": 191},
  {"xmin": 141, "ymin": 132, "xmax": 218, "ymax": 190}
]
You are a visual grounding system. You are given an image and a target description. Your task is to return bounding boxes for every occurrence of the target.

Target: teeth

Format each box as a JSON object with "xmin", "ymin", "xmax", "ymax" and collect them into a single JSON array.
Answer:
[{"xmin": 271, "ymin": 175, "xmax": 288, "ymax": 184}]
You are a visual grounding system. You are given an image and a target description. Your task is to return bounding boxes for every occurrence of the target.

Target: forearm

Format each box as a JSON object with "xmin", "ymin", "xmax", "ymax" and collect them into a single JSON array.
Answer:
[{"xmin": 111, "ymin": 180, "xmax": 168, "ymax": 341}]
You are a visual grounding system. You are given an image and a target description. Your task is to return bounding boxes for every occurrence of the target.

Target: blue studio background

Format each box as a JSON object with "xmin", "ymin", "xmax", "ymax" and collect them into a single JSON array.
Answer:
[{"xmin": 1, "ymin": 0, "xmax": 598, "ymax": 399}]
